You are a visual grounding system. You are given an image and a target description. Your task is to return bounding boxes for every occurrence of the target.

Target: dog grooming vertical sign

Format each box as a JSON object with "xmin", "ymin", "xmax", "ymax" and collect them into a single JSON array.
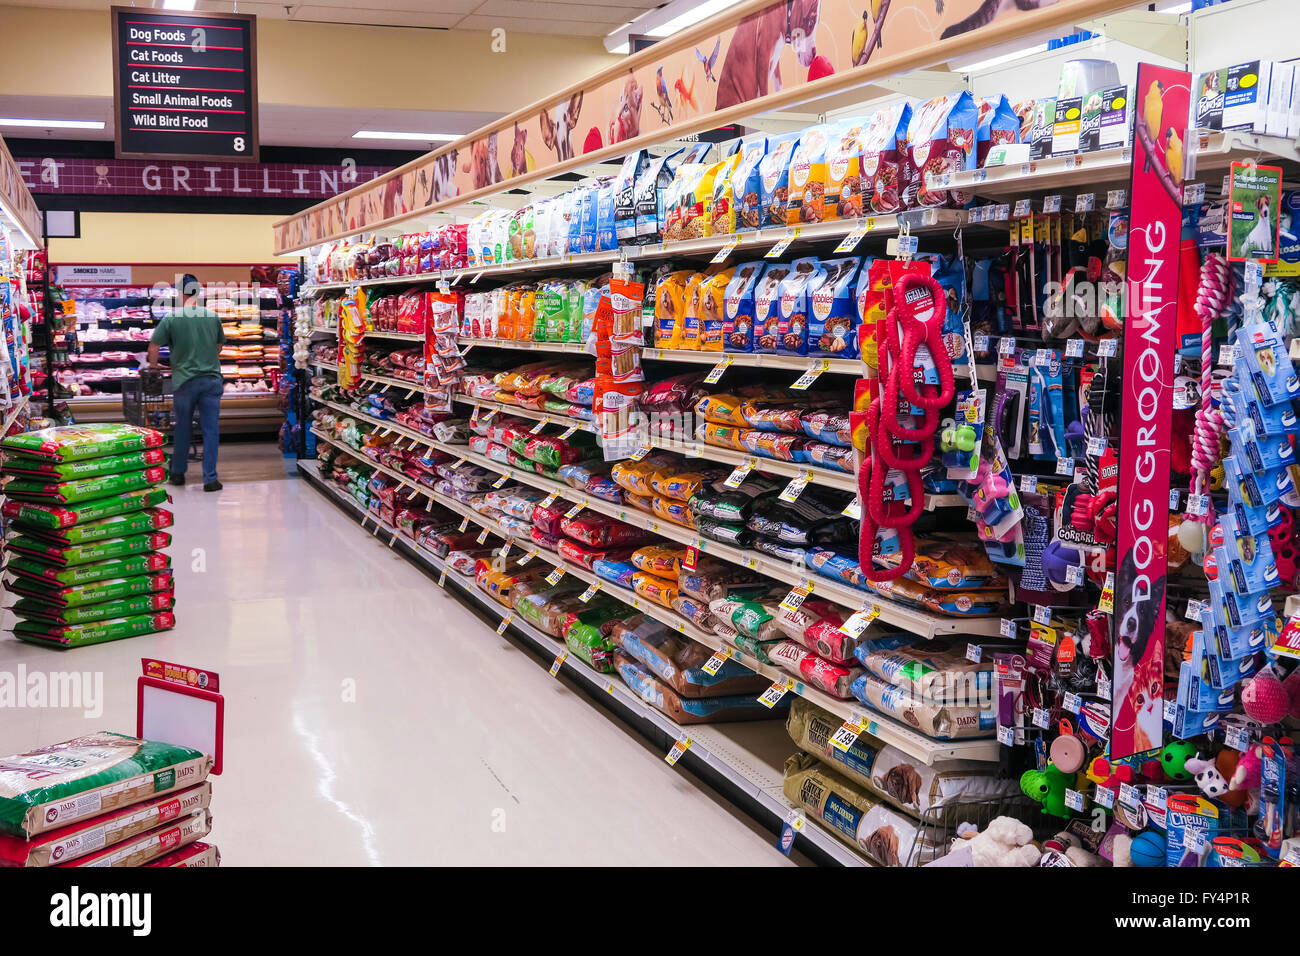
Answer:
[{"xmin": 1112, "ymin": 64, "xmax": 1190, "ymax": 759}]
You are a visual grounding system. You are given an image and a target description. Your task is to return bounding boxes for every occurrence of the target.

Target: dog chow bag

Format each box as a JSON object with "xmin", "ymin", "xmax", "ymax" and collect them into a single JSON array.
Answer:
[{"xmin": 1, "ymin": 424, "xmax": 165, "ymax": 463}]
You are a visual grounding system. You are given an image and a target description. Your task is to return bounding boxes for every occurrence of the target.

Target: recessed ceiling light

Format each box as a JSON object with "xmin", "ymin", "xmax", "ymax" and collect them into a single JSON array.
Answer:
[
  {"xmin": 0, "ymin": 118, "xmax": 106, "ymax": 130},
  {"xmin": 162, "ymin": 0, "xmax": 199, "ymax": 10},
  {"xmin": 353, "ymin": 131, "xmax": 460, "ymax": 142}
]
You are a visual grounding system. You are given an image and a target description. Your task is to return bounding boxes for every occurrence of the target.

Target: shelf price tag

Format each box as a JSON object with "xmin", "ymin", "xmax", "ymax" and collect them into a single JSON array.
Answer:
[
  {"xmin": 1055, "ymin": 456, "xmax": 1074, "ymax": 476},
  {"xmin": 1075, "ymin": 192, "xmax": 1095, "ymax": 212},
  {"xmin": 438, "ymin": 567, "xmax": 448, "ymax": 588},
  {"xmin": 842, "ymin": 497, "xmax": 862, "ymax": 520},
  {"xmin": 779, "ymin": 586, "xmax": 811, "ymax": 613},
  {"xmin": 834, "ymin": 218, "xmax": 876, "ymax": 252},
  {"xmin": 1032, "ymin": 707, "xmax": 1050, "ymax": 729},
  {"xmin": 965, "ymin": 644, "xmax": 983, "ymax": 663},
  {"xmin": 558, "ymin": 424, "xmax": 579, "ymax": 440},
  {"xmin": 701, "ymin": 646, "xmax": 731, "ymax": 676},
  {"xmin": 1094, "ymin": 786, "xmax": 1116, "ymax": 809},
  {"xmin": 565, "ymin": 503, "xmax": 584, "ymax": 519},
  {"xmin": 475, "ymin": 528, "xmax": 490, "ymax": 545},
  {"xmin": 1097, "ymin": 668, "xmax": 1112, "ymax": 701},
  {"xmin": 998, "ymin": 335, "xmax": 1016, "ymax": 356},
  {"xmin": 491, "ymin": 474, "xmax": 509, "ymax": 489},
  {"xmin": 544, "ymin": 568, "xmax": 566, "ymax": 586},
  {"xmin": 549, "ymin": 652, "xmax": 567, "ymax": 677},
  {"xmin": 540, "ymin": 493, "xmax": 558, "ymax": 509},
  {"xmin": 1097, "ymin": 338, "xmax": 1118, "ymax": 358},
  {"xmin": 765, "ymin": 226, "xmax": 800, "ymax": 259},
  {"xmin": 682, "ymin": 546, "xmax": 698, "ymax": 573},
  {"xmin": 996, "ymin": 725, "xmax": 1016, "ymax": 746},
  {"xmin": 664, "ymin": 737, "xmax": 692, "ymax": 766},
  {"xmin": 629, "ymin": 446, "xmax": 653, "ymax": 462},
  {"xmin": 1106, "ymin": 189, "xmax": 1128, "ymax": 209},
  {"xmin": 1225, "ymin": 725, "xmax": 1252, "ymax": 751},
  {"xmin": 710, "ymin": 235, "xmax": 741, "ymax": 264},
  {"xmin": 778, "ymin": 470, "xmax": 812, "ymax": 503},
  {"xmin": 894, "ymin": 233, "xmax": 919, "ymax": 258},
  {"xmin": 578, "ymin": 581, "xmax": 602, "ymax": 603},
  {"xmin": 1013, "ymin": 198, "xmax": 1032, "ymax": 218},
  {"xmin": 703, "ymin": 355, "xmax": 733, "ymax": 385},
  {"xmin": 1086, "ymin": 436, "xmax": 1107, "ymax": 457},
  {"xmin": 1000, "ymin": 618, "xmax": 1018, "ymax": 639},
  {"xmin": 974, "ymin": 333, "xmax": 990, "ymax": 353},
  {"xmin": 1186, "ymin": 493, "xmax": 1209, "ymax": 516},
  {"xmin": 993, "ymin": 203, "xmax": 1010, "ymax": 220},
  {"xmin": 1065, "ymin": 565, "xmax": 1085, "ymax": 586},
  {"xmin": 1118, "ymin": 782, "xmax": 1141, "ymax": 809},
  {"xmin": 1099, "ymin": 572, "xmax": 1115, "ymax": 614},
  {"xmin": 791, "ymin": 360, "xmax": 829, "ymax": 390},
  {"xmin": 1042, "ymin": 195, "xmax": 1062, "ymax": 214},
  {"xmin": 529, "ymin": 417, "xmax": 550, "ymax": 434},
  {"xmin": 1019, "ymin": 474, "xmax": 1037, "ymax": 494},
  {"xmin": 517, "ymin": 549, "xmax": 538, "ymax": 566},
  {"xmin": 1031, "ymin": 606, "xmax": 1050, "ymax": 625},
  {"xmin": 829, "ymin": 721, "xmax": 863, "ymax": 752},
  {"xmin": 1062, "ymin": 341, "xmax": 1084, "ymax": 364},
  {"xmin": 1063, "ymin": 692, "xmax": 1082, "ymax": 714},
  {"xmin": 757, "ymin": 680, "xmax": 791, "ymax": 708},
  {"xmin": 458, "ymin": 516, "xmax": 470, "ymax": 533},
  {"xmin": 1183, "ymin": 182, "xmax": 1206, "ymax": 205},
  {"xmin": 1065, "ymin": 789, "xmax": 1086, "ymax": 812},
  {"xmin": 723, "ymin": 458, "xmax": 755, "ymax": 489},
  {"xmin": 839, "ymin": 603, "xmax": 881, "ymax": 637}
]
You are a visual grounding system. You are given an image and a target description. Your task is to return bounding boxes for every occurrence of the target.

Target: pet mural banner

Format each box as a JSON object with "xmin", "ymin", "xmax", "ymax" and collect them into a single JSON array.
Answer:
[
  {"xmin": 1228, "ymin": 162, "xmax": 1283, "ymax": 263},
  {"xmin": 1111, "ymin": 62, "xmax": 1190, "ymax": 760}
]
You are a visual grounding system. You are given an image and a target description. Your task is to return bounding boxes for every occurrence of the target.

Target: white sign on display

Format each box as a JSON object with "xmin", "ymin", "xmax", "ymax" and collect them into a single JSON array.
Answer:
[{"xmin": 54, "ymin": 265, "xmax": 134, "ymax": 285}]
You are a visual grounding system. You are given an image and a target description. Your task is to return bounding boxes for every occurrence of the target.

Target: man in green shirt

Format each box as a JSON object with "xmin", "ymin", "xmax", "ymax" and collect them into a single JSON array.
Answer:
[{"xmin": 147, "ymin": 274, "xmax": 225, "ymax": 491}]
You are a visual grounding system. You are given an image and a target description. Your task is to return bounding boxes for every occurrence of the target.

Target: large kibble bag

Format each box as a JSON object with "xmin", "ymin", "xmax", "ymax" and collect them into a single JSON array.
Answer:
[
  {"xmin": 852, "ymin": 636, "xmax": 993, "ymax": 703},
  {"xmin": 13, "ymin": 591, "xmax": 175, "ymax": 627},
  {"xmin": 806, "ymin": 257, "xmax": 863, "ymax": 359},
  {"xmin": 709, "ymin": 595, "xmax": 785, "ymax": 642},
  {"xmin": 11, "ymin": 508, "xmax": 173, "ymax": 547},
  {"xmin": 860, "ymin": 103, "xmax": 911, "ymax": 214},
  {"xmin": 5, "ymin": 572, "xmax": 174, "ymax": 609},
  {"xmin": 768, "ymin": 640, "xmax": 863, "ymax": 699},
  {"xmin": 632, "ymin": 571, "xmax": 679, "ymax": 608},
  {"xmin": 559, "ymin": 510, "xmax": 657, "ymax": 548},
  {"xmin": 592, "ymin": 558, "xmax": 637, "ymax": 588},
  {"xmin": 3, "ymin": 467, "xmax": 167, "ymax": 505},
  {"xmin": 144, "ymin": 841, "xmax": 220, "ymax": 868},
  {"xmin": 0, "ymin": 487, "xmax": 169, "ymax": 530},
  {"xmin": 678, "ymin": 557, "xmax": 767, "ymax": 604},
  {"xmin": 688, "ymin": 473, "xmax": 781, "ymax": 523},
  {"xmin": 6, "ymin": 551, "xmax": 171, "ymax": 588},
  {"xmin": 64, "ymin": 808, "xmax": 210, "ymax": 869},
  {"xmin": 631, "ymin": 544, "xmax": 689, "ymax": 577},
  {"xmin": 849, "ymin": 671, "xmax": 995, "ymax": 740},
  {"xmin": 903, "ymin": 91, "xmax": 978, "ymax": 209},
  {"xmin": 611, "ymin": 614, "xmax": 768, "ymax": 698},
  {"xmin": 1, "ymin": 424, "xmax": 165, "ymax": 463},
  {"xmin": 1, "ymin": 448, "xmax": 167, "ymax": 481},
  {"xmin": 748, "ymin": 493, "xmax": 857, "ymax": 547},
  {"xmin": 564, "ymin": 621, "xmax": 619, "ymax": 672},
  {"xmin": 14, "ymin": 612, "xmax": 177, "ymax": 650},
  {"xmin": 752, "ymin": 262, "xmax": 789, "ymax": 353},
  {"xmin": 0, "ymin": 732, "xmax": 211, "ymax": 838},
  {"xmin": 0, "ymin": 782, "xmax": 211, "ymax": 868},
  {"xmin": 5, "ymin": 532, "xmax": 172, "ymax": 568},
  {"xmin": 801, "ymin": 410, "xmax": 852, "ymax": 447},
  {"xmin": 721, "ymin": 261, "xmax": 765, "ymax": 352},
  {"xmin": 772, "ymin": 598, "xmax": 852, "ymax": 662},
  {"xmin": 614, "ymin": 653, "xmax": 786, "ymax": 724}
]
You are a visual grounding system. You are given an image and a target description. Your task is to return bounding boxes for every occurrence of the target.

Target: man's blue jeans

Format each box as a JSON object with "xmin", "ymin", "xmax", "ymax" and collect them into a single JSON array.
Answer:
[{"xmin": 171, "ymin": 374, "xmax": 223, "ymax": 484}]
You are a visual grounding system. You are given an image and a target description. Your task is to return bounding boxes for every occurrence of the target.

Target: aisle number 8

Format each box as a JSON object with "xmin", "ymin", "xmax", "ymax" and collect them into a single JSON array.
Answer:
[{"xmin": 233, "ymin": 137, "xmax": 246, "ymax": 153}]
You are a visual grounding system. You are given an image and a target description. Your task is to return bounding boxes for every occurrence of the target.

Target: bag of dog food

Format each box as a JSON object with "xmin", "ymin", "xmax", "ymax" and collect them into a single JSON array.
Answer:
[
  {"xmin": 5, "ymin": 531, "xmax": 172, "ymax": 568},
  {"xmin": 689, "ymin": 473, "xmax": 781, "ymax": 523},
  {"xmin": 976, "ymin": 94, "xmax": 1020, "ymax": 168},
  {"xmin": 559, "ymin": 509, "xmax": 654, "ymax": 548},
  {"xmin": 697, "ymin": 267, "xmax": 734, "ymax": 352},
  {"xmin": 1, "ymin": 448, "xmax": 167, "ymax": 481},
  {"xmin": 759, "ymin": 132, "xmax": 799, "ymax": 228},
  {"xmin": 13, "ymin": 591, "xmax": 174, "ymax": 628},
  {"xmin": 826, "ymin": 119, "xmax": 867, "ymax": 221},
  {"xmin": 806, "ymin": 257, "xmax": 863, "ymax": 359},
  {"xmin": 769, "ymin": 640, "xmax": 864, "ymax": 699},
  {"xmin": 800, "ymin": 410, "xmax": 852, "ymax": 447},
  {"xmin": 787, "ymin": 124, "xmax": 837, "ymax": 224},
  {"xmin": 861, "ymin": 104, "xmax": 911, "ymax": 214},
  {"xmin": 707, "ymin": 151, "xmax": 742, "ymax": 235},
  {"xmin": 613, "ymin": 653, "xmax": 784, "ymax": 723},
  {"xmin": 776, "ymin": 258, "xmax": 820, "ymax": 355},
  {"xmin": 904, "ymin": 91, "xmax": 978, "ymax": 209},
  {"xmin": 145, "ymin": 841, "xmax": 220, "ymax": 868},
  {"xmin": 849, "ymin": 671, "xmax": 995, "ymax": 739},
  {"xmin": 1, "ymin": 424, "xmax": 165, "ymax": 463},
  {"xmin": 3, "ymin": 467, "xmax": 167, "ymax": 505},
  {"xmin": 752, "ymin": 262, "xmax": 789, "ymax": 354},
  {"xmin": 632, "ymin": 571, "xmax": 679, "ymax": 608},
  {"xmin": 9, "ymin": 508, "xmax": 172, "ymax": 547},
  {"xmin": 672, "ymin": 594, "xmax": 718, "ymax": 629},
  {"xmin": 631, "ymin": 544, "xmax": 688, "ymax": 577},
  {"xmin": 678, "ymin": 272, "xmax": 709, "ymax": 350},
  {"xmin": 721, "ymin": 261, "xmax": 765, "ymax": 353},
  {"xmin": 639, "ymin": 143, "xmax": 710, "ymax": 243},
  {"xmin": 64, "ymin": 808, "xmax": 210, "ymax": 868},
  {"xmin": 565, "ymin": 620, "xmax": 620, "ymax": 672},
  {"xmin": 726, "ymin": 134, "xmax": 767, "ymax": 232},
  {"xmin": 14, "ymin": 611, "xmax": 176, "ymax": 650},
  {"xmin": 5, "ymin": 572, "xmax": 173, "ymax": 609},
  {"xmin": 612, "ymin": 614, "xmax": 768, "ymax": 697},
  {"xmin": 0, "ymin": 486, "xmax": 169, "ymax": 531},
  {"xmin": 678, "ymin": 557, "xmax": 768, "ymax": 604},
  {"xmin": 0, "ymin": 781, "xmax": 211, "ymax": 868},
  {"xmin": 6, "ymin": 551, "xmax": 171, "ymax": 588},
  {"xmin": 852, "ymin": 635, "xmax": 993, "ymax": 702},
  {"xmin": 614, "ymin": 149, "xmax": 649, "ymax": 244}
]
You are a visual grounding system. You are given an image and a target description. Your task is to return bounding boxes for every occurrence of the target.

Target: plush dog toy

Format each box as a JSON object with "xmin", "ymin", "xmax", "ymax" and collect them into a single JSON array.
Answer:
[{"xmin": 964, "ymin": 816, "xmax": 1042, "ymax": 867}]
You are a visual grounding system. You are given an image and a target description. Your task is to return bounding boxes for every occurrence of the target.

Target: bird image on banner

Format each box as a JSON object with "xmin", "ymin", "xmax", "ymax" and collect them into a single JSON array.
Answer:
[
  {"xmin": 853, "ymin": 0, "xmax": 891, "ymax": 66},
  {"xmin": 1141, "ymin": 80, "xmax": 1164, "ymax": 174},
  {"xmin": 653, "ymin": 66, "xmax": 674, "ymax": 125},
  {"xmin": 1135, "ymin": 77, "xmax": 1184, "ymax": 205},
  {"xmin": 696, "ymin": 38, "xmax": 721, "ymax": 82},
  {"xmin": 674, "ymin": 71, "xmax": 698, "ymax": 114},
  {"xmin": 1165, "ymin": 128, "xmax": 1184, "ymax": 189}
]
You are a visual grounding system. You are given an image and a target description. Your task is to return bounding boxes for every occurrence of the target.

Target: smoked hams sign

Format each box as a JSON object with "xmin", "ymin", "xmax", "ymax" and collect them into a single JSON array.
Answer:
[{"xmin": 111, "ymin": 6, "xmax": 259, "ymax": 162}]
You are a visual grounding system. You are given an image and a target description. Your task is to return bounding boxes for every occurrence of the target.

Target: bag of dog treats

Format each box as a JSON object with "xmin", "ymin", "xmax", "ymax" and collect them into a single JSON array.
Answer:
[
  {"xmin": 751, "ymin": 262, "xmax": 790, "ymax": 354},
  {"xmin": 698, "ymin": 267, "xmax": 735, "ymax": 352},
  {"xmin": 624, "ymin": 490, "xmax": 655, "ymax": 515},
  {"xmin": 759, "ymin": 132, "xmax": 799, "ymax": 228},
  {"xmin": 825, "ymin": 119, "xmax": 867, "ymax": 221},
  {"xmin": 749, "ymin": 492, "xmax": 857, "ymax": 547},
  {"xmin": 721, "ymin": 261, "xmax": 765, "ymax": 353},
  {"xmin": 0, "ymin": 486, "xmax": 169, "ymax": 531},
  {"xmin": 5, "ymin": 531, "xmax": 172, "ymax": 568},
  {"xmin": 904, "ymin": 91, "xmax": 978, "ymax": 209},
  {"xmin": 3, "ymin": 467, "xmax": 167, "ymax": 505},
  {"xmin": 1, "ymin": 424, "xmax": 165, "ymax": 463},
  {"xmin": 611, "ymin": 453, "xmax": 679, "ymax": 497},
  {"xmin": 14, "ymin": 611, "xmax": 176, "ymax": 650},
  {"xmin": 1, "ymin": 448, "xmax": 166, "ymax": 481},
  {"xmin": 860, "ymin": 103, "xmax": 911, "ymax": 214},
  {"xmin": 787, "ymin": 124, "xmax": 837, "ymax": 225},
  {"xmin": 776, "ymin": 257, "xmax": 820, "ymax": 355},
  {"xmin": 806, "ymin": 257, "xmax": 863, "ymax": 359},
  {"xmin": 0, "ymin": 733, "xmax": 211, "ymax": 838}
]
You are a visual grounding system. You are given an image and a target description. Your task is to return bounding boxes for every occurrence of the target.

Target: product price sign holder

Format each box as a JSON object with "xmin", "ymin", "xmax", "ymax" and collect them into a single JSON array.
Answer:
[
  {"xmin": 137, "ymin": 658, "xmax": 224, "ymax": 775},
  {"xmin": 111, "ymin": 6, "xmax": 259, "ymax": 162}
]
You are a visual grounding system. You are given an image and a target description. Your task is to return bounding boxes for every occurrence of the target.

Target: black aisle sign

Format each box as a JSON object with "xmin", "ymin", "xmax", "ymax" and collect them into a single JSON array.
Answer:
[{"xmin": 111, "ymin": 6, "xmax": 259, "ymax": 162}]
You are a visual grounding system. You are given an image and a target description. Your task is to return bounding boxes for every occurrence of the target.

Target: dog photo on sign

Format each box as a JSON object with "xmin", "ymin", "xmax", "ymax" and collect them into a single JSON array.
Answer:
[{"xmin": 1228, "ymin": 161, "xmax": 1283, "ymax": 262}]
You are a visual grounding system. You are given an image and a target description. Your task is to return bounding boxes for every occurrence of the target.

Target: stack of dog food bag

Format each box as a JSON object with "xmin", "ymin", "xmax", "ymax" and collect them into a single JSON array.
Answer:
[
  {"xmin": 1, "ymin": 424, "xmax": 176, "ymax": 649},
  {"xmin": 0, "ymin": 732, "xmax": 218, "ymax": 867}
]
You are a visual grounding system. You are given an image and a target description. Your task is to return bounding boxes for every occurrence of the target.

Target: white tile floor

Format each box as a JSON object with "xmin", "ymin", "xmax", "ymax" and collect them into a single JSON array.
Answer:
[{"xmin": 0, "ymin": 451, "xmax": 793, "ymax": 866}]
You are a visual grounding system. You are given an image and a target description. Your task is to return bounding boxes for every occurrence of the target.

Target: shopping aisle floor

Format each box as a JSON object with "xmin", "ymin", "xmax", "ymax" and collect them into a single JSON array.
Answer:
[{"xmin": 0, "ymin": 444, "xmax": 794, "ymax": 866}]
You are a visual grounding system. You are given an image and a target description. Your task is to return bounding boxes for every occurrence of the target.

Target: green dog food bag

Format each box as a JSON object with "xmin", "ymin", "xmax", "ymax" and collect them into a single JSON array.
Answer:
[
  {"xmin": 1, "ymin": 448, "xmax": 167, "ymax": 482},
  {"xmin": 4, "ymin": 531, "xmax": 173, "ymax": 568},
  {"xmin": 1, "ymin": 487, "xmax": 169, "ymax": 530},
  {"xmin": 5, "ymin": 551, "xmax": 172, "ymax": 587},
  {"xmin": 14, "ymin": 611, "xmax": 177, "ymax": 651},
  {"xmin": 5, "ymin": 572, "xmax": 174, "ymax": 608},
  {"xmin": 11, "ymin": 508, "xmax": 173, "ymax": 547},
  {"xmin": 13, "ymin": 591, "xmax": 175, "ymax": 626},
  {"xmin": 2, "ymin": 466, "xmax": 166, "ymax": 505},
  {"xmin": 0, "ymin": 731, "xmax": 208, "ymax": 837},
  {"xmin": 0, "ymin": 424, "xmax": 165, "ymax": 463}
]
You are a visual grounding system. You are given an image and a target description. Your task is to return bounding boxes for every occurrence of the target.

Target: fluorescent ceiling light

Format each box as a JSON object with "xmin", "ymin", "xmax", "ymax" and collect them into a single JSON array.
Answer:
[
  {"xmin": 647, "ymin": 0, "xmax": 742, "ymax": 36},
  {"xmin": 0, "ymin": 117, "xmax": 106, "ymax": 130},
  {"xmin": 1162, "ymin": 2, "xmax": 1193, "ymax": 12},
  {"xmin": 605, "ymin": 0, "xmax": 742, "ymax": 53},
  {"xmin": 162, "ymin": 0, "xmax": 198, "ymax": 10},
  {"xmin": 353, "ymin": 130, "xmax": 460, "ymax": 142},
  {"xmin": 957, "ymin": 44, "xmax": 1048, "ymax": 74}
]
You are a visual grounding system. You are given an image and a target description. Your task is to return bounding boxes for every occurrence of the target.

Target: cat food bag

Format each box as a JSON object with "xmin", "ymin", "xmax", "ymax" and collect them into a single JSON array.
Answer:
[
  {"xmin": 721, "ymin": 260, "xmax": 765, "ymax": 353},
  {"xmin": 727, "ymin": 133, "xmax": 767, "ymax": 231},
  {"xmin": 825, "ymin": 119, "xmax": 867, "ymax": 221},
  {"xmin": 776, "ymin": 257, "xmax": 820, "ymax": 355},
  {"xmin": 752, "ymin": 262, "xmax": 790, "ymax": 354},
  {"xmin": 787, "ymin": 123, "xmax": 837, "ymax": 224},
  {"xmin": 806, "ymin": 257, "xmax": 863, "ymax": 359},
  {"xmin": 904, "ymin": 91, "xmax": 978, "ymax": 208},
  {"xmin": 976, "ymin": 94, "xmax": 1021, "ymax": 167},
  {"xmin": 759, "ymin": 132, "xmax": 800, "ymax": 228},
  {"xmin": 596, "ymin": 178, "xmax": 618, "ymax": 252},
  {"xmin": 861, "ymin": 103, "xmax": 911, "ymax": 214},
  {"xmin": 1, "ymin": 424, "xmax": 165, "ymax": 463},
  {"xmin": 698, "ymin": 267, "xmax": 736, "ymax": 352}
]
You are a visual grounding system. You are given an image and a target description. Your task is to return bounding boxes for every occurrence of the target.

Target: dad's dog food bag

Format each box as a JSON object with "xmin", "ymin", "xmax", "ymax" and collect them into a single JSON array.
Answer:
[
  {"xmin": 806, "ymin": 257, "xmax": 863, "ymax": 359},
  {"xmin": 1, "ymin": 448, "xmax": 166, "ymax": 481},
  {"xmin": 752, "ymin": 262, "xmax": 789, "ymax": 353},
  {"xmin": 0, "ymin": 732, "xmax": 211, "ymax": 838},
  {"xmin": 3, "ymin": 467, "xmax": 167, "ymax": 505},
  {"xmin": 64, "ymin": 808, "xmax": 210, "ymax": 868},
  {"xmin": 776, "ymin": 258, "xmax": 820, "ymax": 355},
  {"xmin": 0, "ymin": 781, "xmax": 211, "ymax": 867},
  {"xmin": 1, "ymin": 423, "xmax": 164, "ymax": 462},
  {"xmin": 724, "ymin": 133, "xmax": 767, "ymax": 232},
  {"xmin": 860, "ymin": 103, "xmax": 911, "ymax": 214},
  {"xmin": 721, "ymin": 260, "xmax": 765, "ymax": 352},
  {"xmin": 759, "ymin": 132, "xmax": 799, "ymax": 228},
  {"xmin": 786, "ymin": 123, "xmax": 837, "ymax": 225},
  {"xmin": 903, "ymin": 91, "xmax": 979, "ymax": 209},
  {"xmin": 0, "ymin": 486, "xmax": 169, "ymax": 531},
  {"xmin": 825, "ymin": 119, "xmax": 866, "ymax": 221},
  {"xmin": 145, "ymin": 841, "xmax": 220, "ymax": 868}
]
